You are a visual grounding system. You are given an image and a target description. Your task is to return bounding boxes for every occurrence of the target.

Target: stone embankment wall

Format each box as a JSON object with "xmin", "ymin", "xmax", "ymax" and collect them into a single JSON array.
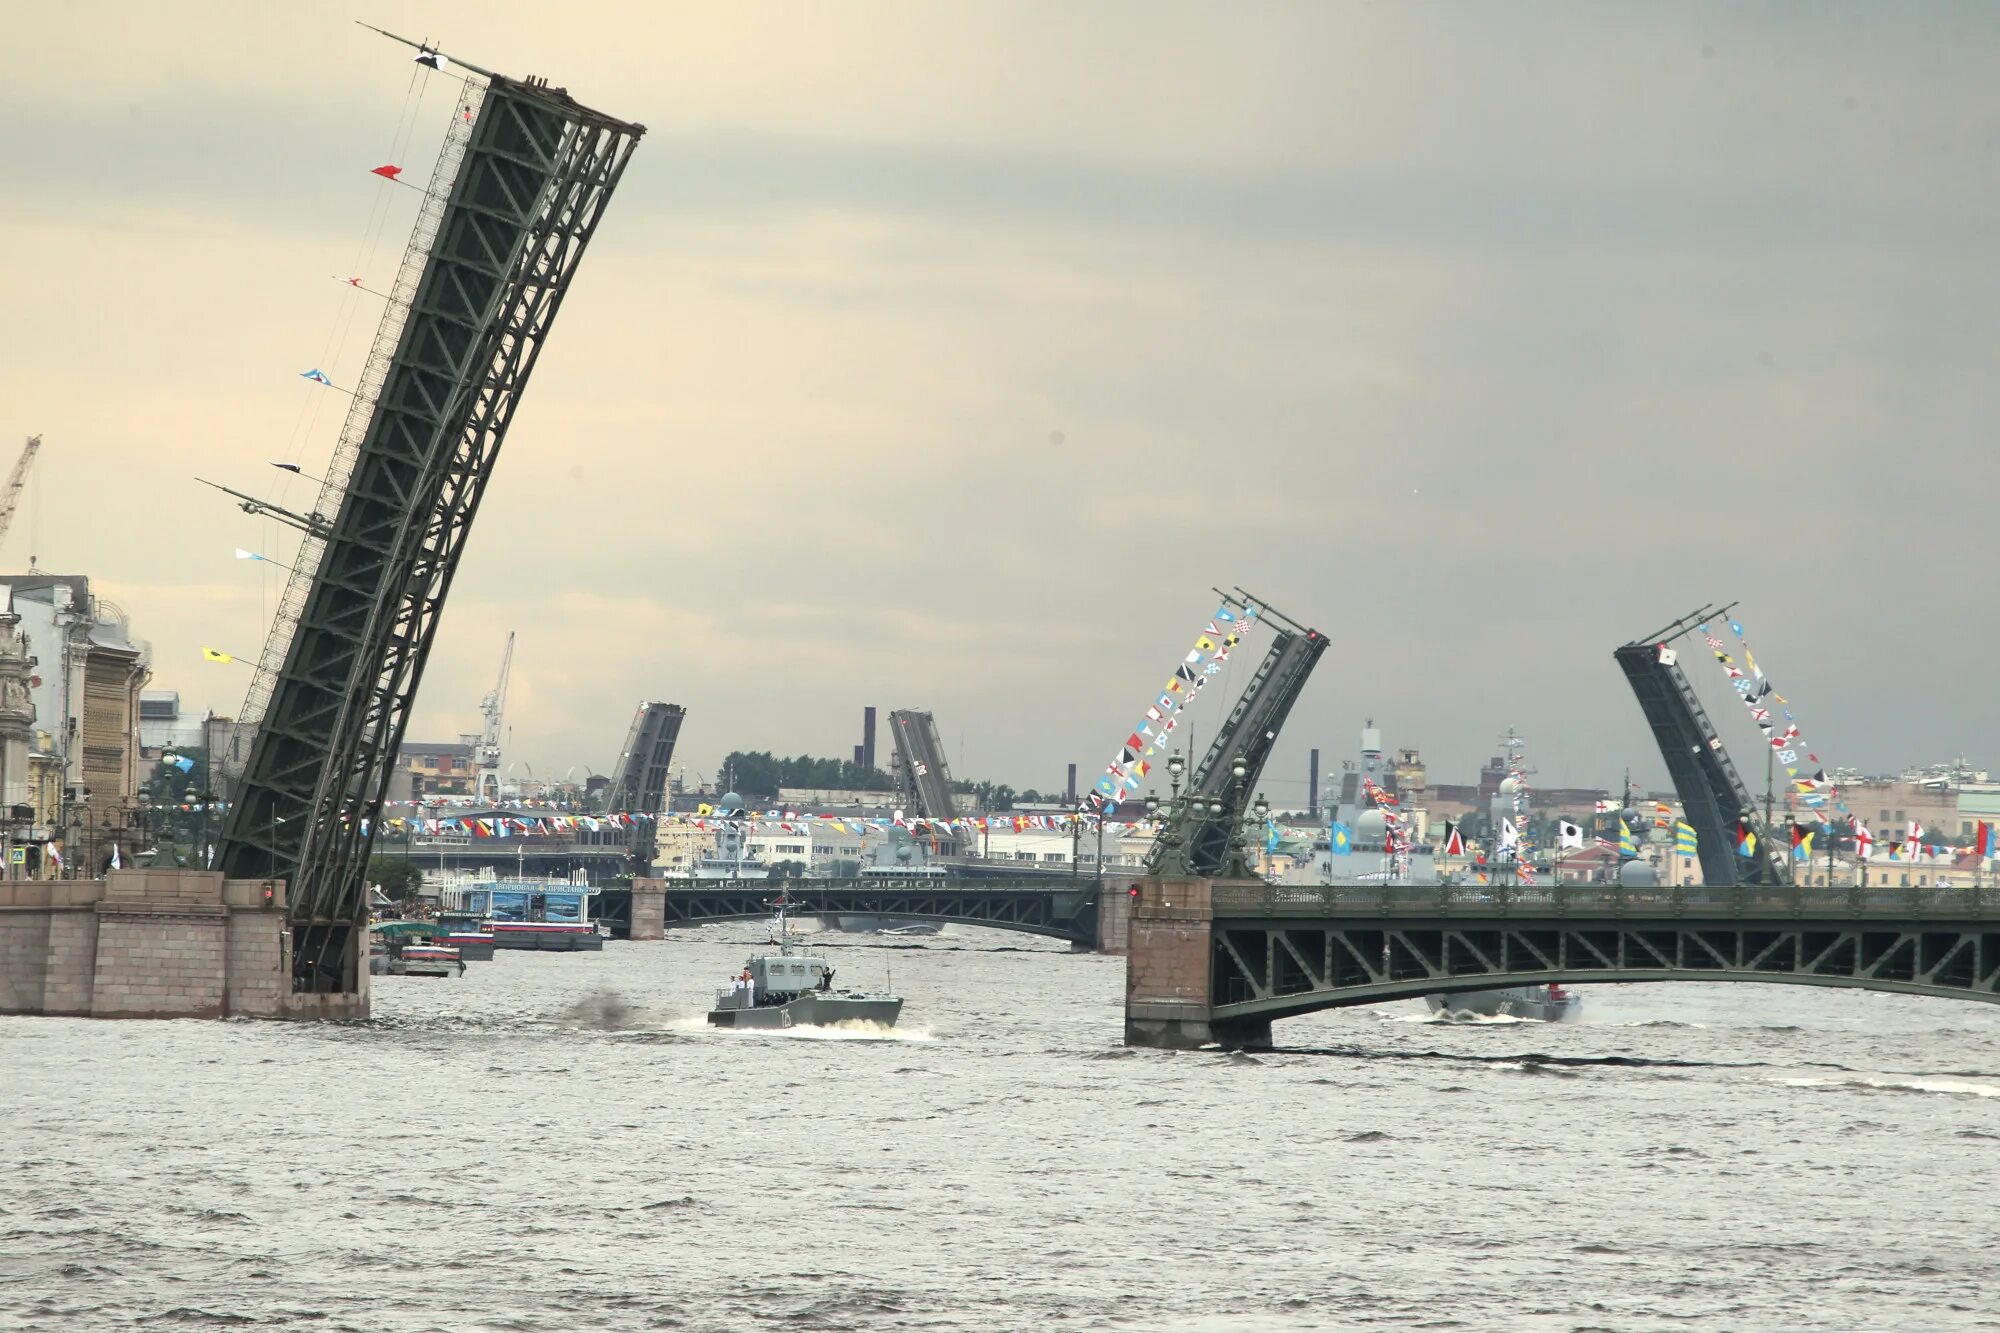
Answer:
[{"xmin": 0, "ymin": 870, "xmax": 366, "ymax": 1020}]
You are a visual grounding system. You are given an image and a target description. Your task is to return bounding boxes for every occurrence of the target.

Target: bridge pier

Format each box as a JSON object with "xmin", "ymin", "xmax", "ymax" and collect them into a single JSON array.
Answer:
[
  {"xmin": 629, "ymin": 878, "xmax": 666, "ymax": 941},
  {"xmin": 1123, "ymin": 875, "xmax": 1271, "ymax": 1049}
]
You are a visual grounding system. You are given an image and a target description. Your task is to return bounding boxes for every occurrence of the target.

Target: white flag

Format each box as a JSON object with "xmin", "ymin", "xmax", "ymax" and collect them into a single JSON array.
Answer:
[
  {"xmin": 1656, "ymin": 643, "xmax": 1678, "ymax": 666},
  {"xmin": 1557, "ymin": 820, "xmax": 1584, "ymax": 849}
]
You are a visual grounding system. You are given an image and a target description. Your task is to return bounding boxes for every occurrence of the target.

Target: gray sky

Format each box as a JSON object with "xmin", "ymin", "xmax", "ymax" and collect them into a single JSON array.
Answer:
[{"xmin": 3, "ymin": 1, "xmax": 1995, "ymax": 805}]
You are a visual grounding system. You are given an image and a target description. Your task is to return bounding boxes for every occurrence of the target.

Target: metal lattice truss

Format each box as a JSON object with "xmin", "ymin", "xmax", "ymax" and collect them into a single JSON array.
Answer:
[
  {"xmin": 888, "ymin": 709, "xmax": 958, "ymax": 821},
  {"xmin": 1208, "ymin": 909, "xmax": 2000, "ymax": 1020},
  {"xmin": 219, "ymin": 74, "xmax": 644, "ymax": 992},
  {"xmin": 655, "ymin": 879, "xmax": 1102, "ymax": 945},
  {"xmin": 1148, "ymin": 591, "xmax": 1326, "ymax": 879},
  {"xmin": 604, "ymin": 702, "xmax": 685, "ymax": 872},
  {"xmin": 605, "ymin": 702, "xmax": 686, "ymax": 815},
  {"xmin": 1615, "ymin": 606, "xmax": 1782, "ymax": 887}
]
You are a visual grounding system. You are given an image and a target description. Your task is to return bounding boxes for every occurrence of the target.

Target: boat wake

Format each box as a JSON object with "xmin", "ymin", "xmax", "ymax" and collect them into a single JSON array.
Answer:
[
  {"xmin": 1420, "ymin": 1010, "xmax": 1533, "ymax": 1025},
  {"xmin": 1780, "ymin": 1075, "xmax": 2000, "ymax": 1099},
  {"xmin": 646, "ymin": 1014, "xmax": 935, "ymax": 1042}
]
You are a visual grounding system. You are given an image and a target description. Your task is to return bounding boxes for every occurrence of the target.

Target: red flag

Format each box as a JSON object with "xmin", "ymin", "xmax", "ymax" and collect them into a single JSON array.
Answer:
[
  {"xmin": 1444, "ymin": 822, "xmax": 1465, "ymax": 858},
  {"xmin": 1977, "ymin": 821, "xmax": 1994, "ymax": 858},
  {"xmin": 371, "ymin": 164, "xmax": 403, "ymax": 180}
]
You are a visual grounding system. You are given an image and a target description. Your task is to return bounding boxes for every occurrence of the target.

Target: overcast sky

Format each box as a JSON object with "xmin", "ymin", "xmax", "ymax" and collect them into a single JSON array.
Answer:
[{"xmin": 3, "ymin": 2, "xmax": 1995, "ymax": 806}]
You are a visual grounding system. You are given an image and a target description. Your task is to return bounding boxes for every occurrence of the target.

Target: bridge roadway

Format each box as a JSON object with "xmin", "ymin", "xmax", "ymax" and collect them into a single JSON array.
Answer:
[
  {"xmin": 1126, "ymin": 877, "xmax": 2000, "ymax": 1048},
  {"xmin": 605, "ymin": 876, "xmax": 1105, "ymax": 946}
]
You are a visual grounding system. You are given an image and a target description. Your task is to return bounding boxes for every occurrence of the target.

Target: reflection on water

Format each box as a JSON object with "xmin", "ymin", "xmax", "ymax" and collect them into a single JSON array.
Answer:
[{"xmin": 5, "ymin": 924, "xmax": 2000, "ymax": 1331}]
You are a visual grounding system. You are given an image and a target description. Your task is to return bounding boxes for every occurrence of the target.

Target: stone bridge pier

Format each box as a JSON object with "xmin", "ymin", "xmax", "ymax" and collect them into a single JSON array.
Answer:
[
  {"xmin": 1123, "ymin": 876, "xmax": 1271, "ymax": 1050},
  {"xmin": 0, "ymin": 869, "xmax": 361, "ymax": 1020}
]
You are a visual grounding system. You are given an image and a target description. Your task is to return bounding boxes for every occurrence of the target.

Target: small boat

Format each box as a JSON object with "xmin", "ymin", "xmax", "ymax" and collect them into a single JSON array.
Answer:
[
  {"xmin": 1426, "ymin": 983, "xmax": 1580, "ymax": 1022},
  {"xmin": 434, "ymin": 929, "xmax": 496, "ymax": 961},
  {"xmin": 393, "ymin": 944, "xmax": 465, "ymax": 978},
  {"xmin": 708, "ymin": 893, "xmax": 903, "ymax": 1030}
]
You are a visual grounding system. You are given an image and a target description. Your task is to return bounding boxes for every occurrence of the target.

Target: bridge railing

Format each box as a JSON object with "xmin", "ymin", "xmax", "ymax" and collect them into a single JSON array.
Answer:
[
  {"xmin": 1212, "ymin": 881, "xmax": 1996, "ymax": 919},
  {"xmin": 662, "ymin": 876, "xmax": 1084, "ymax": 893}
]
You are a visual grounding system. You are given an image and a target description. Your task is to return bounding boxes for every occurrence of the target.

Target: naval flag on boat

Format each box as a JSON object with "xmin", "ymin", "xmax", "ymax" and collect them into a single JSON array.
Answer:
[
  {"xmin": 1557, "ymin": 820, "xmax": 1585, "ymax": 850},
  {"xmin": 414, "ymin": 48, "xmax": 450, "ymax": 71}
]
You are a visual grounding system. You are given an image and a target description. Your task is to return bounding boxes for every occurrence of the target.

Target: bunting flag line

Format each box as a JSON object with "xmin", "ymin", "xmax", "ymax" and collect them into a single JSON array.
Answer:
[
  {"xmin": 1085, "ymin": 599, "xmax": 1260, "ymax": 813},
  {"xmin": 1699, "ymin": 611, "xmax": 1843, "ymax": 831}
]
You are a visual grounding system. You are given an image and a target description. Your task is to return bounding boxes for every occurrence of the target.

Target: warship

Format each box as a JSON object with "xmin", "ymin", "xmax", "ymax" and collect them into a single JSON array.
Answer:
[
  {"xmin": 707, "ymin": 893, "xmax": 904, "ymax": 1030},
  {"xmin": 1302, "ymin": 722, "xmax": 1585, "ymax": 1023}
]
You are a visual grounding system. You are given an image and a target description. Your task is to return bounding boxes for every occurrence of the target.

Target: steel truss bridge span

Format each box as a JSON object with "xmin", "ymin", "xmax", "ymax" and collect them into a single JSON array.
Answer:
[
  {"xmin": 218, "ymin": 68, "xmax": 644, "ymax": 996},
  {"xmin": 614, "ymin": 877, "xmax": 1102, "ymax": 945},
  {"xmin": 1206, "ymin": 883, "xmax": 2000, "ymax": 1026}
]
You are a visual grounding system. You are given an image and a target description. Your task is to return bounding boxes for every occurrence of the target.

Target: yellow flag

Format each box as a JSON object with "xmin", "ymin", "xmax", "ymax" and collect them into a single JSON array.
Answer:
[
  {"xmin": 832, "ymin": 821, "xmax": 848, "ymax": 833},
  {"xmin": 202, "ymin": 648, "xmax": 233, "ymax": 663}
]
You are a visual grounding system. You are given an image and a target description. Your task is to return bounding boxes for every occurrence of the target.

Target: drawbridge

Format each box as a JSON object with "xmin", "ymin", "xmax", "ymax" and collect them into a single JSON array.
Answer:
[
  {"xmin": 218, "ymin": 44, "xmax": 645, "ymax": 996},
  {"xmin": 1614, "ymin": 605, "xmax": 1784, "ymax": 888},
  {"xmin": 1148, "ymin": 591, "xmax": 1327, "ymax": 879},
  {"xmin": 889, "ymin": 708, "xmax": 959, "ymax": 823},
  {"xmin": 604, "ymin": 701, "xmax": 686, "ymax": 872}
]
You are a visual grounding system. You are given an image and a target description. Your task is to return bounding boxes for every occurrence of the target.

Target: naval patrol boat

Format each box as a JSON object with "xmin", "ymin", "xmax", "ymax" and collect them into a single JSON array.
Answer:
[{"xmin": 707, "ymin": 893, "xmax": 904, "ymax": 1030}]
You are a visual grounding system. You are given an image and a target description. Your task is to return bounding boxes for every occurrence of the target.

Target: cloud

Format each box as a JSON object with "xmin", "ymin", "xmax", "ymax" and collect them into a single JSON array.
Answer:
[{"xmin": 3, "ymin": 3, "xmax": 1996, "ymax": 800}]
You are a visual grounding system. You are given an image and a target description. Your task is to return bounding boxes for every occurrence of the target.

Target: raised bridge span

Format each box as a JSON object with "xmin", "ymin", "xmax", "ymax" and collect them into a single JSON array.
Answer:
[{"xmin": 1126, "ymin": 877, "xmax": 2000, "ymax": 1048}]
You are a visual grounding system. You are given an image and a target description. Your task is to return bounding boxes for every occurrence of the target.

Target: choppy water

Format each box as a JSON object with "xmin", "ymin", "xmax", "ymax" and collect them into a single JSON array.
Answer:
[{"xmin": 6, "ymin": 926, "xmax": 2000, "ymax": 1331}]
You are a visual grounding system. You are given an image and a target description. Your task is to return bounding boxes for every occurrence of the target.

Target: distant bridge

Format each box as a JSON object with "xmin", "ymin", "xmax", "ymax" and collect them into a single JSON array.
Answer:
[
  {"xmin": 604, "ymin": 876, "xmax": 1105, "ymax": 946},
  {"xmin": 1127, "ymin": 878, "xmax": 2000, "ymax": 1048}
]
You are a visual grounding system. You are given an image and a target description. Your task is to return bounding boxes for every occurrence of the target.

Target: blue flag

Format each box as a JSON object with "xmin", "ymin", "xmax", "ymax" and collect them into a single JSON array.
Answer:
[{"xmin": 1328, "ymin": 822, "xmax": 1353, "ymax": 856}]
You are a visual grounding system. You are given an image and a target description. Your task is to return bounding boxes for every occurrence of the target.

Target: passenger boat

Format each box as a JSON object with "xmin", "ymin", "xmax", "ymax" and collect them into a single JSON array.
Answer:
[
  {"xmin": 437, "ymin": 875, "xmax": 606, "ymax": 951},
  {"xmin": 707, "ymin": 894, "xmax": 903, "ymax": 1030}
]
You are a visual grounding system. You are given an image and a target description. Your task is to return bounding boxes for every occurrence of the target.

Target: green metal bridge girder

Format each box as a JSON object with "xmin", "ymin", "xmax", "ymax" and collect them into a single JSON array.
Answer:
[
  {"xmin": 652, "ymin": 878, "xmax": 1103, "ymax": 946},
  {"xmin": 1209, "ymin": 910, "xmax": 2000, "ymax": 1022}
]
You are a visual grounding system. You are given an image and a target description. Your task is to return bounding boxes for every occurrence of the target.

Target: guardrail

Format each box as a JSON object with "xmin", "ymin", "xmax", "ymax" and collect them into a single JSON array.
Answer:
[
  {"xmin": 663, "ymin": 876, "xmax": 1088, "ymax": 893},
  {"xmin": 1211, "ymin": 881, "xmax": 1997, "ymax": 918}
]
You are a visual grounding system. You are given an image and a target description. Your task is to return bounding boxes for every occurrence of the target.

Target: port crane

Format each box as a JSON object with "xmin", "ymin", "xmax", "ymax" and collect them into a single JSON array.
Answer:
[
  {"xmin": 467, "ymin": 631, "xmax": 514, "ymax": 804},
  {"xmin": 0, "ymin": 436, "xmax": 43, "ymax": 561}
]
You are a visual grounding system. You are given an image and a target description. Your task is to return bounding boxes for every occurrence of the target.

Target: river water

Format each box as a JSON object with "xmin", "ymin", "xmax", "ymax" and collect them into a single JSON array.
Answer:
[{"xmin": 5, "ymin": 925, "xmax": 1999, "ymax": 1331}]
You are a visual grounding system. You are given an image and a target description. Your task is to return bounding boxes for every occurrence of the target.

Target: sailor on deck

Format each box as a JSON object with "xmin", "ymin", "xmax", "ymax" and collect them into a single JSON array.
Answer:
[{"xmin": 737, "ymin": 966, "xmax": 754, "ymax": 1007}]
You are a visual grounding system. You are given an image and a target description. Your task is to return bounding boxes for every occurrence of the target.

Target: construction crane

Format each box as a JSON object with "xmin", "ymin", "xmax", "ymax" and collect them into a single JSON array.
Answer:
[
  {"xmin": 471, "ymin": 631, "xmax": 514, "ymax": 803},
  {"xmin": 0, "ymin": 436, "xmax": 43, "ymax": 562}
]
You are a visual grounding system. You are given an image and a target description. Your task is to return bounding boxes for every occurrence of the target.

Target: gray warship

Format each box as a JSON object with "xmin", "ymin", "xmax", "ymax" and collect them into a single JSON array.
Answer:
[
  {"xmin": 707, "ymin": 893, "xmax": 904, "ymax": 1030},
  {"xmin": 1301, "ymin": 722, "xmax": 1584, "ymax": 1023}
]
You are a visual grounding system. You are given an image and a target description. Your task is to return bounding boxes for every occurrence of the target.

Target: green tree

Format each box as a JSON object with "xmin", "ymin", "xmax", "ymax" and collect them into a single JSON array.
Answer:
[{"xmin": 369, "ymin": 855, "xmax": 425, "ymax": 902}]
